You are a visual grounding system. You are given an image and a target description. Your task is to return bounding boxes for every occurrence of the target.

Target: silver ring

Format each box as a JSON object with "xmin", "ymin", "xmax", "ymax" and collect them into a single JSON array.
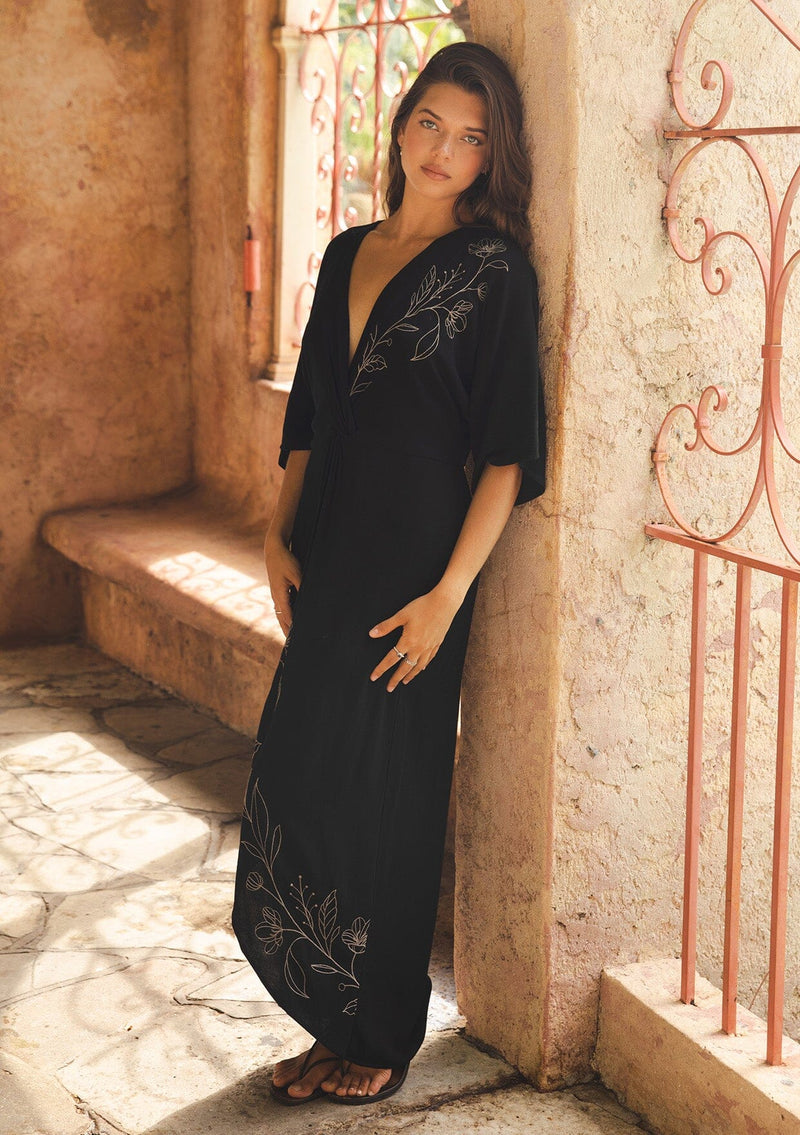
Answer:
[
  {"xmin": 392, "ymin": 646, "xmax": 406, "ymax": 661},
  {"xmin": 274, "ymin": 609, "xmax": 283, "ymax": 615},
  {"xmin": 404, "ymin": 658, "xmax": 416, "ymax": 667}
]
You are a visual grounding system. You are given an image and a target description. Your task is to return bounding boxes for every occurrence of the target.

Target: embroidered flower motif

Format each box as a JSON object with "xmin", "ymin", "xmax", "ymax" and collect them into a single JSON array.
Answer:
[
  {"xmin": 255, "ymin": 906, "xmax": 284, "ymax": 954},
  {"xmin": 342, "ymin": 916, "xmax": 370, "ymax": 954},
  {"xmin": 240, "ymin": 778, "xmax": 368, "ymax": 1013},
  {"xmin": 445, "ymin": 299, "xmax": 473, "ymax": 339},
  {"xmin": 351, "ymin": 239, "xmax": 508, "ymax": 394},
  {"xmin": 468, "ymin": 237, "xmax": 506, "ymax": 259}
]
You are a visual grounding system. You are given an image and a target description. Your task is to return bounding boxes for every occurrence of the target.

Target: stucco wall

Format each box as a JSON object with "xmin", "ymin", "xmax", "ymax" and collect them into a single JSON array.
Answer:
[
  {"xmin": 186, "ymin": 0, "xmax": 286, "ymax": 525},
  {"xmin": 0, "ymin": 0, "xmax": 192, "ymax": 641},
  {"xmin": 459, "ymin": 0, "xmax": 800, "ymax": 1087}
]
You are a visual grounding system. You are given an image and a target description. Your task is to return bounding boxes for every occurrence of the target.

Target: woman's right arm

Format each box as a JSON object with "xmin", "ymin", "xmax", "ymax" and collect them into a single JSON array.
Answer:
[{"xmin": 264, "ymin": 449, "xmax": 311, "ymax": 636}]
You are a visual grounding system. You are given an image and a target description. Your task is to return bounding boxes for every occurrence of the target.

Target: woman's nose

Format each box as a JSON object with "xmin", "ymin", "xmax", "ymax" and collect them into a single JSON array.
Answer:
[{"xmin": 432, "ymin": 133, "xmax": 453, "ymax": 159}]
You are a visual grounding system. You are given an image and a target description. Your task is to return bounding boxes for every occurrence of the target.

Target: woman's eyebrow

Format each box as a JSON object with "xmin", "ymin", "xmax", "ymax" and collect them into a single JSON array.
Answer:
[{"xmin": 416, "ymin": 106, "xmax": 488, "ymax": 136}]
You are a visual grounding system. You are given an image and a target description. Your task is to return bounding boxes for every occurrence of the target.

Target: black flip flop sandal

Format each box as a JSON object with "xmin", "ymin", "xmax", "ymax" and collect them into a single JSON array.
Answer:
[
  {"xmin": 270, "ymin": 1042, "xmax": 342, "ymax": 1106},
  {"xmin": 328, "ymin": 1062, "xmax": 409, "ymax": 1105}
]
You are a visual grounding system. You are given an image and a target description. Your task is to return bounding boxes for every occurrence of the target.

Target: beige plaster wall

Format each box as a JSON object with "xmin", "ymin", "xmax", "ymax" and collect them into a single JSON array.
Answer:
[
  {"xmin": 0, "ymin": 0, "xmax": 193, "ymax": 641},
  {"xmin": 459, "ymin": 0, "xmax": 800, "ymax": 1087},
  {"xmin": 186, "ymin": 0, "xmax": 286, "ymax": 525}
]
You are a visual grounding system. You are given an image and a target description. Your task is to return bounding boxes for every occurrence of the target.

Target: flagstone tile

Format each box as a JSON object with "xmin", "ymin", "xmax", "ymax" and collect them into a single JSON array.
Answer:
[
  {"xmin": 1, "ymin": 955, "xmax": 210, "ymax": 1072},
  {"xmin": 0, "ymin": 730, "xmax": 155, "ymax": 774},
  {"xmin": 56, "ymin": 994, "xmax": 299, "ymax": 1135},
  {"xmin": 38, "ymin": 879, "xmax": 242, "ymax": 957},
  {"xmin": 157, "ymin": 727, "xmax": 253, "ymax": 767},
  {"xmin": 18, "ymin": 769, "xmax": 163, "ymax": 811},
  {"xmin": 13, "ymin": 851, "xmax": 122, "ymax": 894},
  {"xmin": 15, "ymin": 809, "xmax": 211, "ymax": 880},
  {"xmin": 0, "ymin": 892, "xmax": 46, "ymax": 939},
  {"xmin": 102, "ymin": 704, "xmax": 214, "ymax": 749},
  {"xmin": 174, "ymin": 962, "xmax": 279, "ymax": 1019},
  {"xmin": 0, "ymin": 706, "xmax": 100, "ymax": 735},
  {"xmin": 19, "ymin": 669, "xmax": 167, "ymax": 707},
  {"xmin": 0, "ymin": 949, "xmax": 126, "ymax": 1004},
  {"xmin": 0, "ymin": 644, "xmax": 115, "ymax": 682},
  {"xmin": 129, "ymin": 757, "xmax": 250, "ymax": 815}
]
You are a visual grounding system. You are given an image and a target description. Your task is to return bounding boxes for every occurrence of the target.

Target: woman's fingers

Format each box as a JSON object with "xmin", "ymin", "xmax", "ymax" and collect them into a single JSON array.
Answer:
[
  {"xmin": 371, "ymin": 646, "xmax": 430, "ymax": 690},
  {"xmin": 369, "ymin": 611, "xmax": 404, "ymax": 639}
]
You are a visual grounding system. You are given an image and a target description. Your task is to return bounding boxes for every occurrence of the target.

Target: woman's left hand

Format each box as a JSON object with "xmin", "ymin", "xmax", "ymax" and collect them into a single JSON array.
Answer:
[{"xmin": 369, "ymin": 585, "xmax": 464, "ymax": 691}]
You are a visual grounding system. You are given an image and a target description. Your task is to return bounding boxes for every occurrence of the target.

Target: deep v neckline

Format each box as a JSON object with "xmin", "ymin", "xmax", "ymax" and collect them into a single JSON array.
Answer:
[{"xmin": 345, "ymin": 223, "xmax": 466, "ymax": 370}]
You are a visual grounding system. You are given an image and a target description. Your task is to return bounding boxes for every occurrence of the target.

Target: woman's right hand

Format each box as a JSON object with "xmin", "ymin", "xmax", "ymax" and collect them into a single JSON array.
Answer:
[{"xmin": 264, "ymin": 536, "xmax": 302, "ymax": 637}]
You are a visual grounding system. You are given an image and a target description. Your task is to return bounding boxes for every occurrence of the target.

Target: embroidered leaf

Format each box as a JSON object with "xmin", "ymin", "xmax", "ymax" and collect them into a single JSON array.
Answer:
[
  {"xmin": 362, "ymin": 355, "xmax": 387, "ymax": 373},
  {"xmin": 318, "ymin": 890, "xmax": 338, "ymax": 948},
  {"xmin": 411, "ymin": 321, "xmax": 441, "ymax": 361},
  {"xmin": 240, "ymin": 840, "xmax": 264, "ymax": 860},
  {"xmin": 269, "ymin": 824, "xmax": 282, "ymax": 869},
  {"xmin": 412, "ymin": 265, "xmax": 437, "ymax": 307},
  {"xmin": 248, "ymin": 780, "xmax": 270, "ymax": 851},
  {"xmin": 394, "ymin": 322, "xmax": 419, "ymax": 332},
  {"xmin": 311, "ymin": 963, "xmax": 339, "ymax": 974},
  {"xmin": 284, "ymin": 946, "xmax": 309, "ymax": 998},
  {"xmin": 487, "ymin": 259, "xmax": 510, "ymax": 271},
  {"xmin": 343, "ymin": 998, "xmax": 358, "ymax": 1015}
]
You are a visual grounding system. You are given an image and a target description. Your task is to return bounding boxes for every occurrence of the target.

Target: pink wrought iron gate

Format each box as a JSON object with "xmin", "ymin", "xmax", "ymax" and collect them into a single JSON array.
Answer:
[{"xmin": 650, "ymin": 0, "xmax": 800, "ymax": 1066}]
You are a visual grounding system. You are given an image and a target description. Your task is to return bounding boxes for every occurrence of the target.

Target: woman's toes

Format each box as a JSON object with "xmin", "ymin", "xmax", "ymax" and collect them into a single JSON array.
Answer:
[
  {"xmin": 320, "ymin": 1069, "xmax": 342, "ymax": 1093},
  {"xmin": 271, "ymin": 1056, "xmax": 299, "ymax": 1088},
  {"xmin": 367, "ymin": 1069, "xmax": 391, "ymax": 1095}
]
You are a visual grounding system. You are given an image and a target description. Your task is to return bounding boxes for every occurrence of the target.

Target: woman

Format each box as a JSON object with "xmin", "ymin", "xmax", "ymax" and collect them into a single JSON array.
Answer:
[{"xmin": 232, "ymin": 41, "xmax": 545, "ymax": 1106}]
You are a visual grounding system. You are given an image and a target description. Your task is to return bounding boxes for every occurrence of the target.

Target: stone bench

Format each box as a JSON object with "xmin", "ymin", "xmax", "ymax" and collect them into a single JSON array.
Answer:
[{"xmin": 42, "ymin": 494, "xmax": 282, "ymax": 736}]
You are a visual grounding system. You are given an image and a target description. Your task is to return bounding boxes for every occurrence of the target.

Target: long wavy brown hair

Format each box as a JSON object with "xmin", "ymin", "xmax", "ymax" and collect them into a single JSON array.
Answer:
[{"xmin": 383, "ymin": 42, "xmax": 532, "ymax": 252}]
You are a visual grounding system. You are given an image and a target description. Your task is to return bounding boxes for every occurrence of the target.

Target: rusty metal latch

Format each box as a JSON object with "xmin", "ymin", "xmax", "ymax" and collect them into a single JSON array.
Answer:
[{"xmin": 244, "ymin": 226, "xmax": 261, "ymax": 306}]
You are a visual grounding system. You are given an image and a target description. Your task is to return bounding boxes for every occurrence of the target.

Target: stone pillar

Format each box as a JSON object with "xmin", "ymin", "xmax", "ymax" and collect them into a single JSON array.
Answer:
[{"xmin": 456, "ymin": 0, "xmax": 707, "ymax": 1087}]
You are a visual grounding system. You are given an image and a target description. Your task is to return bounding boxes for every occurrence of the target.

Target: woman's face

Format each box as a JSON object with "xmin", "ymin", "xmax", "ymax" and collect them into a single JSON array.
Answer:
[{"xmin": 396, "ymin": 82, "xmax": 490, "ymax": 204}]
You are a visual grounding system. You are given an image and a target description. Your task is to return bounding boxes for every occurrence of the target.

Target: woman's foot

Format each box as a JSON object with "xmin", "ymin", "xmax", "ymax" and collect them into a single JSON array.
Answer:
[
  {"xmin": 271, "ymin": 1042, "xmax": 342, "ymax": 1100},
  {"xmin": 323, "ymin": 1061, "xmax": 393, "ymax": 1098}
]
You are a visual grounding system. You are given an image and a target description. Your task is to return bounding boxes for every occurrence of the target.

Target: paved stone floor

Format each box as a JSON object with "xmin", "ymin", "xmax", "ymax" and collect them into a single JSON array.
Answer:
[{"xmin": 0, "ymin": 643, "xmax": 649, "ymax": 1135}]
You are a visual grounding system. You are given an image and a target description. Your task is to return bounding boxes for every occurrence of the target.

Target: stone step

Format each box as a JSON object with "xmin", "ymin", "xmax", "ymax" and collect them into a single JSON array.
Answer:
[{"xmin": 42, "ymin": 493, "xmax": 282, "ymax": 736}]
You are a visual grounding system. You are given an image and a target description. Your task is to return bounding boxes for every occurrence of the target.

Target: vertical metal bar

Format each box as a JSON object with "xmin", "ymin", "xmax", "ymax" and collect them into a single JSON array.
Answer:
[
  {"xmin": 767, "ymin": 577, "xmax": 797, "ymax": 1064},
  {"xmin": 682, "ymin": 549, "xmax": 708, "ymax": 1004},
  {"xmin": 722, "ymin": 564, "xmax": 751, "ymax": 1033}
]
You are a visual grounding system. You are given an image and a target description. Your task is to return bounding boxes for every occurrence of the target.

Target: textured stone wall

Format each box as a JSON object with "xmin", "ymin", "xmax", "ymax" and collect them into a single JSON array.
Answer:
[
  {"xmin": 458, "ymin": 0, "xmax": 800, "ymax": 1087},
  {"xmin": 0, "ymin": 0, "xmax": 192, "ymax": 640},
  {"xmin": 186, "ymin": 0, "xmax": 285, "ymax": 525}
]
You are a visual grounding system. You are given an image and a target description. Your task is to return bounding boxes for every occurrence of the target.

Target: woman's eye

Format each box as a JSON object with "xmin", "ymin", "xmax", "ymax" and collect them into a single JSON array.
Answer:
[
  {"xmin": 464, "ymin": 135, "xmax": 481, "ymax": 146},
  {"xmin": 419, "ymin": 118, "xmax": 437, "ymax": 130}
]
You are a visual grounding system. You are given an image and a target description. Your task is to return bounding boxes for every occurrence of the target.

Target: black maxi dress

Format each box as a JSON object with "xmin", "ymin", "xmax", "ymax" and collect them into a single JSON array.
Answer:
[{"xmin": 232, "ymin": 222, "xmax": 546, "ymax": 1070}]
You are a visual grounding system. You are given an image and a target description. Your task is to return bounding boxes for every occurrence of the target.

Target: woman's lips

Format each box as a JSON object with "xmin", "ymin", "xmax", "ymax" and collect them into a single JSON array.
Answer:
[{"xmin": 421, "ymin": 165, "xmax": 450, "ymax": 181}]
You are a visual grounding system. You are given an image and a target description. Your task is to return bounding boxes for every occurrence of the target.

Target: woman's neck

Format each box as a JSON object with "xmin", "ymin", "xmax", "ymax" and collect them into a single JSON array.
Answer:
[{"xmin": 380, "ymin": 191, "xmax": 462, "ymax": 245}]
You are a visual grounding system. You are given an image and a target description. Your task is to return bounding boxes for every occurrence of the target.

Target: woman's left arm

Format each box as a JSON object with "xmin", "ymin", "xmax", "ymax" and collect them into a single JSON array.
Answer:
[{"xmin": 369, "ymin": 461, "xmax": 523, "ymax": 691}]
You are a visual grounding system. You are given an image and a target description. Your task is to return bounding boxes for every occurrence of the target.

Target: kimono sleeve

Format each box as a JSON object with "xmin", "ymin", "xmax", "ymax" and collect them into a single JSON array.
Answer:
[
  {"xmin": 278, "ymin": 347, "xmax": 315, "ymax": 469},
  {"xmin": 469, "ymin": 245, "xmax": 546, "ymax": 505}
]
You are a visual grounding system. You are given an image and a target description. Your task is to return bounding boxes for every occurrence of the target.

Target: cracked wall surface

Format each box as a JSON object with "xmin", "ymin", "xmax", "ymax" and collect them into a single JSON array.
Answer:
[{"xmin": 0, "ymin": 0, "xmax": 192, "ymax": 641}]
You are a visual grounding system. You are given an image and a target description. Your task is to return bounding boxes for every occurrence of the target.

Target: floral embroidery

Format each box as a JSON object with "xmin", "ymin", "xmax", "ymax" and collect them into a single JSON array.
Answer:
[
  {"xmin": 350, "ymin": 238, "xmax": 508, "ymax": 395},
  {"xmin": 241, "ymin": 777, "xmax": 368, "ymax": 1015}
]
